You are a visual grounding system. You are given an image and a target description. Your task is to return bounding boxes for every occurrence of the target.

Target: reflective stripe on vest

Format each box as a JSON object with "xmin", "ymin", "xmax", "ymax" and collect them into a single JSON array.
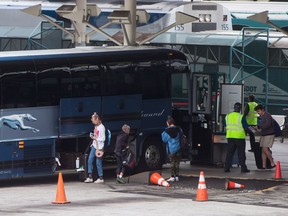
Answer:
[
  {"xmin": 225, "ymin": 112, "xmax": 246, "ymax": 139},
  {"xmin": 246, "ymin": 102, "xmax": 258, "ymax": 125}
]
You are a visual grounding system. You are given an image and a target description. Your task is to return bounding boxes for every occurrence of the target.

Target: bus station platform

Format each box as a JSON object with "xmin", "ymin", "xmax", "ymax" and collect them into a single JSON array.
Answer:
[
  {"xmin": 127, "ymin": 137, "xmax": 288, "ymax": 185},
  {"xmin": 169, "ymin": 137, "xmax": 288, "ymax": 181}
]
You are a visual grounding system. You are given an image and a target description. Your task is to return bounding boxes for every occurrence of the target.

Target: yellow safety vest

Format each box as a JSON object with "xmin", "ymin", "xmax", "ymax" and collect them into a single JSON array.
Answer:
[
  {"xmin": 246, "ymin": 102, "xmax": 258, "ymax": 125},
  {"xmin": 225, "ymin": 112, "xmax": 246, "ymax": 139}
]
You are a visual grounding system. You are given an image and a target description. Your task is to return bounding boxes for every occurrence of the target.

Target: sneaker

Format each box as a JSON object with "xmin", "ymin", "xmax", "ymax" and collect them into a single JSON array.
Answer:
[
  {"xmin": 94, "ymin": 178, "xmax": 104, "ymax": 184},
  {"xmin": 241, "ymin": 169, "xmax": 250, "ymax": 173},
  {"xmin": 116, "ymin": 177, "xmax": 126, "ymax": 184},
  {"xmin": 77, "ymin": 166, "xmax": 85, "ymax": 172},
  {"xmin": 175, "ymin": 176, "xmax": 179, "ymax": 182},
  {"xmin": 166, "ymin": 177, "xmax": 176, "ymax": 182},
  {"xmin": 84, "ymin": 177, "xmax": 93, "ymax": 183}
]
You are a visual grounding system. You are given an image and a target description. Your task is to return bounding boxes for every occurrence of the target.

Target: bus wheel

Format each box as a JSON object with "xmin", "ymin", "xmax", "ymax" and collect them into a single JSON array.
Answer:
[{"xmin": 141, "ymin": 143, "xmax": 163, "ymax": 171}]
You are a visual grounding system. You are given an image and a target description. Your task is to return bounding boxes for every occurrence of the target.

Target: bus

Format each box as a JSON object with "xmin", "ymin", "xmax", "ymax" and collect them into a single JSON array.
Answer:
[{"xmin": 0, "ymin": 46, "xmax": 190, "ymax": 179}]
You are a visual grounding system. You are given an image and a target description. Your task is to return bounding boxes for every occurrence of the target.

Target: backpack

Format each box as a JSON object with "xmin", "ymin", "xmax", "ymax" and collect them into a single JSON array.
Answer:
[
  {"xmin": 105, "ymin": 129, "xmax": 111, "ymax": 147},
  {"xmin": 122, "ymin": 148, "xmax": 135, "ymax": 170},
  {"xmin": 273, "ymin": 119, "xmax": 282, "ymax": 137},
  {"xmin": 179, "ymin": 127, "xmax": 188, "ymax": 150}
]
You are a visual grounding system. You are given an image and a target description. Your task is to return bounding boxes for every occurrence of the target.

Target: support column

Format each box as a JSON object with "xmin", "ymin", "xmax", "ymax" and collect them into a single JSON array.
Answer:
[
  {"xmin": 124, "ymin": 0, "xmax": 136, "ymax": 46},
  {"xmin": 76, "ymin": 0, "xmax": 87, "ymax": 46}
]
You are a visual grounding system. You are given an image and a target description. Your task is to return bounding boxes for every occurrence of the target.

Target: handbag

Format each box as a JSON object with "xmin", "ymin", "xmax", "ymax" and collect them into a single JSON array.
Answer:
[
  {"xmin": 93, "ymin": 139, "xmax": 104, "ymax": 158},
  {"xmin": 95, "ymin": 149, "xmax": 104, "ymax": 158},
  {"xmin": 122, "ymin": 148, "xmax": 135, "ymax": 169}
]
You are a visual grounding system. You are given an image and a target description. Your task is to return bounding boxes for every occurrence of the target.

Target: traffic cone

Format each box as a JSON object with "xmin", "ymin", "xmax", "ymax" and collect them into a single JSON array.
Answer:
[
  {"xmin": 196, "ymin": 171, "xmax": 208, "ymax": 201},
  {"xmin": 149, "ymin": 172, "xmax": 170, "ymax": 187},
  {"xmin": 274, "ymin": 161, "xmax": 282, "ymax": 179},
  {"xmin": 225, "ymin": 179, "xmax": 245, "ymax": 190},
  {"xmin": 52, "ymin": 172, "xmax": 71, "ymax": 204}
]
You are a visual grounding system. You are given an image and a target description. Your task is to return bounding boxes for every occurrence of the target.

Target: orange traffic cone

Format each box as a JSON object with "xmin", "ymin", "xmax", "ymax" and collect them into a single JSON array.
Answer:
[
  {"xmin": 225, "ymin": 179, "xmax": 245, "ymax": 190},
  {"xmin": 150, "ymin": 172, "xmax": 170, "ymax": 187},
  {"xmin": 196, "ymin": 171, "xmax": 208, "ymax": 201},
  {"xmin": 52, "ymin": 172, "xmax": 71, "ymax": 204},
  {"xmin": 275, "ymin": 161, "xmax": 282, "ymax": 179}
]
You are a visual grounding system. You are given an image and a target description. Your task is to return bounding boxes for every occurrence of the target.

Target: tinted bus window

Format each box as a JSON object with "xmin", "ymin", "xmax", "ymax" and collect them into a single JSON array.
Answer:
[
  {"xmin": 105, "ymin": 61, "xmax": 170, "ymax": 99},
  {"xmin": 71, "ymin": 66, "xmax": 102, "ymax": 98},
  {"xmin": 1, "ymin": 72, "xmax": 36, "ymax": 108},
  {"xmin": 37, "ymin": 69, "xmax": 71, "ymax": 106}
]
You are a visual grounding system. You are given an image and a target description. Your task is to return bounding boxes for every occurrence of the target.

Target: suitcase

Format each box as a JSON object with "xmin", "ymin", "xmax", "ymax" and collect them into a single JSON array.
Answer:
[{"xmin": 253, "ymin": 142, "xmax": 272, "ymax": 169}]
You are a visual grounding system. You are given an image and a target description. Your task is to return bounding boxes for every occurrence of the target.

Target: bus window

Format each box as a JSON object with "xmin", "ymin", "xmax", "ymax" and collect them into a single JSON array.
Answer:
[
  {"xmin": 37, "ymin": 68, "xmax": 71, "ymax": 106},
  {"xmin": 172, "ymin": 73, "xmax": 189, "ymax": 103},
  {"xmin": 1, "ymin": 72, "xmax": 36, "ymax": 108},
  {"xmin": 105, "ymin": 61, "xmax": 170, "ymax": 99},
  {"xmin": 71, "ymin": 66, "xmax": 102, "ymax": 98}
]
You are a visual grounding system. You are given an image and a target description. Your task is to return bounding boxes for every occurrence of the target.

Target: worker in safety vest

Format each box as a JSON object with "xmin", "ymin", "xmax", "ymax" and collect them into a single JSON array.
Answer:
[
  {"xmin": 244, "ymin": 95, "xmax": 258, "ymax": 152},
  {"xmin": 224, "ymin": 102, "xmax": 250, "ymax": 173}
]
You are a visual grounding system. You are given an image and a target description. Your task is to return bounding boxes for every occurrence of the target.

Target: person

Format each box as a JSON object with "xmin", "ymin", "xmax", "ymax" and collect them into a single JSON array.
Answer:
[
  {"xmin": 84, "ymin": 112, "xmax": 106, "ymax": 183},
  {"xmin": 161, "ymin": 116, "xmax": 182, "ymax": 182},
  {"xmin": 244, "ymin": 95, "xmax": 258, "ymax": 152},
  {"xmin": 224, "ymin": 102, "xmax": 250, "ymax": 173},
  {"xmin": 254, "ymin": 104, "xmax": 276, "ymax": 169},
  {"xmin": 114, "ymin": 124, "xmax": 130, "ymax": 184}
]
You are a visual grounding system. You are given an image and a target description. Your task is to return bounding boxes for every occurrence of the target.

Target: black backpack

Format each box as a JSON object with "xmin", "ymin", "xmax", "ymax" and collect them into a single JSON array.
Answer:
[{"xmin": 179, "ymin": 127, "xmax": 187, "ymax": 150}]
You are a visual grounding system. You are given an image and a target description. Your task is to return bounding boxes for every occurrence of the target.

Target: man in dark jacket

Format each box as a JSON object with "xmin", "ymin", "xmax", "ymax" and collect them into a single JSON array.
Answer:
[
  {"xmin": 254, "ymin": 104, "xmax": 276, "ymax": 169},
  {"xmin": 161, "ymin": 116, "xmax": 182, "ymax": 182}
]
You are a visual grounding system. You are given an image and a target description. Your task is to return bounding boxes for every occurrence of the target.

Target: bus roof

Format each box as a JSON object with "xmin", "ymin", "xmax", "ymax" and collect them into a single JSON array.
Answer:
[{"xmin": 0, "ymin": 46, "xmax": 182, "ymax": 61}]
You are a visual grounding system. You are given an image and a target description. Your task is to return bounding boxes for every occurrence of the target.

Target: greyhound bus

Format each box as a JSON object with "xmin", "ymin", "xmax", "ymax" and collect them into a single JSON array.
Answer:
[{"xmin": 0, "ymin": 46, "xmax": 191, "ymax": 179}]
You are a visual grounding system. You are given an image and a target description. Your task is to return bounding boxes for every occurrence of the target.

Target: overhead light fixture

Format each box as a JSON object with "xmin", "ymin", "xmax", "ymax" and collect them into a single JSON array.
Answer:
[
  {"xmin": 56, "ymin": 4, "xmax": 77, "ymax": 16},
  {"xmin": 87, "ymin": 4, "xmax": 101, "ymax": 17},
  {"xmin": 21, "ymin": 4, "xmax": 76, "ymax": 43},
  {"xmin": 107, "ymin": 10, "xmax": 131, "ymax": 24},
  {"xmin": 247, "ymin": 11, "xmax": 288, "ymax": 37},
  {"xmin": 199, "ymin": 14, "xmax": 211, "ymax": 23},
  {"xmin": 136, "ymin": 9, "xmax": 150, "ymax": 24}
]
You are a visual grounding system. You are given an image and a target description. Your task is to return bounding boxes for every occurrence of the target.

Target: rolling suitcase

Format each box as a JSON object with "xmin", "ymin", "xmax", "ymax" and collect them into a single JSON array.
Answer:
[{"xmin": 253, "ymin": 142, "xmax": 272, "ymax": 169}]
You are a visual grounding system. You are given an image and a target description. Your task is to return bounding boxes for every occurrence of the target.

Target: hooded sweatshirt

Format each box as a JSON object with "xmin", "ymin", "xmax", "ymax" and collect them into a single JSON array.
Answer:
[{"xmin": 161, "ymin": 126, "xmax": 181, "ymax": 154}]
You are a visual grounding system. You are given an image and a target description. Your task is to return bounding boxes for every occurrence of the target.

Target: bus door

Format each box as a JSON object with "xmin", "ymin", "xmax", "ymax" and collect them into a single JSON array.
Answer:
[
  {"xmin": 101, "ymin": 94, "xmax": 142, "ymax": 152},
  {"xmin": 191, "ymin": 73, "xmax": 224, "ymax": 164},
  {"xmin": 59, "ymin": 97, "xmax": 102, "ymax": 137},
  {"xmin": 213, "ymin": 84, "xmax": 244, "ymax": 166}
]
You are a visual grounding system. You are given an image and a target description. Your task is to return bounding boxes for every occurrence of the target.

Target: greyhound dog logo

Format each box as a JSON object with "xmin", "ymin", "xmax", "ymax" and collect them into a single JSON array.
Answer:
[{"xmin": 0, "ymin": 114, "xmax": 40, "ymax": 133}]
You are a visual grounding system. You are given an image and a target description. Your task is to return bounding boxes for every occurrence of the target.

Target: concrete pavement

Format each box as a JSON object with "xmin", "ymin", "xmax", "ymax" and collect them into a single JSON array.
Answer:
[{"xmin": 178, "ymin": 137, "xmax": 288, "ymax": 181}]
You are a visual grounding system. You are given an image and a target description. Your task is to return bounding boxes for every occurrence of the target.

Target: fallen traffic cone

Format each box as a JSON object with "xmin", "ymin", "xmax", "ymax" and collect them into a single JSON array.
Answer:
[
  {"xmin": 52, "ymin": 172, "xmax": 71, "ymax": 204},
  {"xmin": 149, "ymin": 172, "xmax": 170, "ymax": 187},
  {"xmin": 196, "ymin": 171, "xmax": 208, "ymax": 201},
  {"xmin": 225, "ymin": 179, "xmax": 245, "ymax": 190},
  {"xmin": 274, "ymin": 161, "xmax": 282, "ymax": 179}
]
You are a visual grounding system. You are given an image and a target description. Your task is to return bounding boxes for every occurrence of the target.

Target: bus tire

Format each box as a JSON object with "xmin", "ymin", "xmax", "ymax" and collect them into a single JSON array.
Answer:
[{"xmin": 139, "ymin": 141, "xmax": 164, "ymax": 171}]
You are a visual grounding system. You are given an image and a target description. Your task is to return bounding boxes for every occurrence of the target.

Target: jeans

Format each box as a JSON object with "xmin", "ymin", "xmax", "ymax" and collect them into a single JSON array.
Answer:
[{"xmin": 87, "ymin": 146, "xmax": 103, "ymax": 178}]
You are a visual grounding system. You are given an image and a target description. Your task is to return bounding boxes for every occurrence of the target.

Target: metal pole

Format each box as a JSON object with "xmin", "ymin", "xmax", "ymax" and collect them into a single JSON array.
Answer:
[
  {"xmin": 76, "ymin": 0, "xmax": 86, "ymax": 46},
  {"xmin": 124, "ymin": 0, "xmax": 136, "ymax": 46}
]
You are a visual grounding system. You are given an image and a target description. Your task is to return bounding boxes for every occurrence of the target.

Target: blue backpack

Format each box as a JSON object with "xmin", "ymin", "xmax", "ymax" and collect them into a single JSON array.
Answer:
[{"xmin": 105, "ymin": 129, "xmax": 111, "ymax": 146}]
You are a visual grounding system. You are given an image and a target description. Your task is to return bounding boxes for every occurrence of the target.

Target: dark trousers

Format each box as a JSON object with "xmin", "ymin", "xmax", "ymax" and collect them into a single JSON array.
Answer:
[
  {"xmin": 225, "ymin": 138, "xmax": 248, "ymax": 171},
  {"xmin": 248, "ymin": 127, "xmax": 256, "ymax": 150},
  {"xmin": 115, "ymin": 152, "xmax": 125, "ymax": 175}
]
